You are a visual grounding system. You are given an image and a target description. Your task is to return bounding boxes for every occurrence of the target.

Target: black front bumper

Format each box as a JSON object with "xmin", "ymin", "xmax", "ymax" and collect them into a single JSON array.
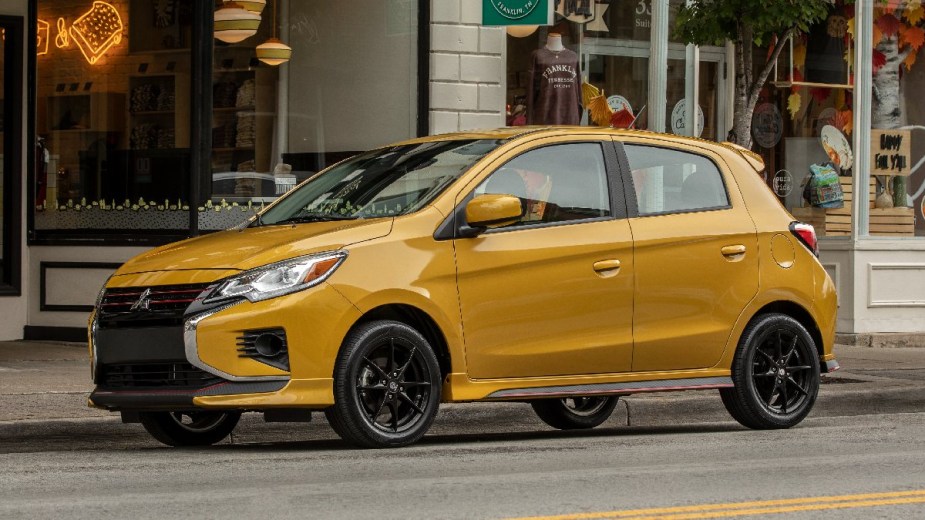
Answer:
[{"xmin": 91, "ymin": 325, "xmax": 285, "ymax": 410}]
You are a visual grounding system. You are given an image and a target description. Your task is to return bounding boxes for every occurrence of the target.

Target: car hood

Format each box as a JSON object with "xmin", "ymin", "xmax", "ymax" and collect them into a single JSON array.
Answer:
[{"xmin": 116, "ymin": 218, "xmax": 394, "ymax": 276}]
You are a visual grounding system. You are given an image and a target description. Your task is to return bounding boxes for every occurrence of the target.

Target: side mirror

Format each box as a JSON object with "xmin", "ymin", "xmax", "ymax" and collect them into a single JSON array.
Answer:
[{"xmin": 465, "ymin": 194, "xmax": 524, "ymax": 230}]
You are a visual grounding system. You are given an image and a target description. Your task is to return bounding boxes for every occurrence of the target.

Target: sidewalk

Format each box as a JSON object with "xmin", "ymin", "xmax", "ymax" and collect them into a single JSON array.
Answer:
[{"xmin": 1, "ymin": 340, "xmax": 924, "ymax": 423}]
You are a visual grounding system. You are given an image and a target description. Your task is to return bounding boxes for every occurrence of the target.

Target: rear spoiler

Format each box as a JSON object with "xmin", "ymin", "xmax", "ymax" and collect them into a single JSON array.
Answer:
[{"xmin": 720, "ymin": 142, "xmax": 765, "ymax": 173}]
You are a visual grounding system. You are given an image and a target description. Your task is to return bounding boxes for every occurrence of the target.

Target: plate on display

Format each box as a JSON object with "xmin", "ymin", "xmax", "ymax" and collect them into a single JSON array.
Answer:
[{"xmin": 820, "ymin": 125, "xmax": 853, "ymax": 170}]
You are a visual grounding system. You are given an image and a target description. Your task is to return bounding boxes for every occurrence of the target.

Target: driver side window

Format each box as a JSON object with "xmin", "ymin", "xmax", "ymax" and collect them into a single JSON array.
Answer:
[{"xmin": 474, "ymin": 143, "xmax": 611, "ymax": 229}]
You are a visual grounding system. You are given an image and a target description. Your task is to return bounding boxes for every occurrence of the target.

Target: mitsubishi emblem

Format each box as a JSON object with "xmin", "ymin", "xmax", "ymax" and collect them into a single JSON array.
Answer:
[{"xmin": 130, "ymin": 288, "xmax": 152, "ymax": 312}]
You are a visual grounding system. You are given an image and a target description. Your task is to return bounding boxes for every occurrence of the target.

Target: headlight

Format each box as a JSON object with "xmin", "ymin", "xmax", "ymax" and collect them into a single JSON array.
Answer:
[
  {"xmin": 94, "ymin": 276, "xmax": 111, "ymax": 310},
  {"xmin": 206, "ymin": 251, "xmax": 348, "ymax": 303}
]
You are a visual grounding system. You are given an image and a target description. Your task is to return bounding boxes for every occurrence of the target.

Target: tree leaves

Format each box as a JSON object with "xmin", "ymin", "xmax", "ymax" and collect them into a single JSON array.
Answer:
[{"xmin": 674, "ymin": 0, "xmax": 830, "ymax": 47}]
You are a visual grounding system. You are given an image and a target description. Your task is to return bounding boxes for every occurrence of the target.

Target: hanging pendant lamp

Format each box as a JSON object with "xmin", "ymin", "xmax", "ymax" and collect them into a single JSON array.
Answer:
[
  {"xmin": 257, "ymin": 37, "xmax": 292, "ymax": 65},
  {"xmin": 255, "ymin": 0, "xmax": 291, "ymax": 66},
  {"xmin": 214, "ymin": 1, "xmax": 261, "ymax": 44},
  {"xmin": 227, "ymin": 0, "xmax": 266, "ymax": 15}
]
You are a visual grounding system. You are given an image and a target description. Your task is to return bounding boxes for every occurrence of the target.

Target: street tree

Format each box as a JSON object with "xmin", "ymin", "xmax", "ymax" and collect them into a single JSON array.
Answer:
[{"xmin": 674, "ymin": 0, "xmax": 830, "ymax": 149}]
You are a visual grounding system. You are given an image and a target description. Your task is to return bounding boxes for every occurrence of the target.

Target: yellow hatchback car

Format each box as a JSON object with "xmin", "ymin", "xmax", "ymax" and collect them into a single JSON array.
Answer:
[{"xmin": 89, "ymin": 127, "xmax": 838, "ymax": 448}]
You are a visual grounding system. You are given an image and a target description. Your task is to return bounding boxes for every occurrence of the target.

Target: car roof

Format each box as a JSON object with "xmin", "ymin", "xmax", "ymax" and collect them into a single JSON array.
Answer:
[{"xmin": 393, "ymin": 126, "xmax": 765, "ymax": 173}]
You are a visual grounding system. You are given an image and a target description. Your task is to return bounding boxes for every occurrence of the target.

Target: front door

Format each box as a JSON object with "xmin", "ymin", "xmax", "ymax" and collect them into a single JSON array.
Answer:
[{"xmin": 455, "ymin": 137, "xmax": 634, "ymax": 379}]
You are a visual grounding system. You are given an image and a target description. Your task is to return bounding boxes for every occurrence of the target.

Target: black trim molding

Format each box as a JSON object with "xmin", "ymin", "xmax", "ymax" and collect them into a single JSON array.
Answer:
[
  {"xmin": 23, "ymin": 325, "xmax": 87, "ymax": 342},
  {"xmin": 0, "ymin": 15, "xmax": 24, "ymax": 296},
  {"xmin": 40, "ymin": 261, "xmax": 122, "ymax": 312}
]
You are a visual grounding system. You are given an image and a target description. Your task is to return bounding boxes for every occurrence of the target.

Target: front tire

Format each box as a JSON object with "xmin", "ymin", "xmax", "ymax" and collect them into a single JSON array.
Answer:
[
  {"xmin": 325, "ymin": 320, "xmax": 442, "ymax": 448},
  {"xmin": 531, "ymin": 396, "xmax": 619, "ymax": 430},
  {"xmin": 721, "ymin": 313, "xmax": 820, "ymax": 429},
  {"xmin": 138, "ymin": 411, "xmax": 240, "ymax": 447}
]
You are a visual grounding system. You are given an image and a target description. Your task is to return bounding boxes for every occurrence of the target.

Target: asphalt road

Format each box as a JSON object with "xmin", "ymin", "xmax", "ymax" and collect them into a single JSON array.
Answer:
[
  {"xmin": 2, "ymin": 404, "xmax": 925, "ymax": 519},
  {"xmin": 2, "ymin": 343, "xmax": 925, "ymax": 519}
]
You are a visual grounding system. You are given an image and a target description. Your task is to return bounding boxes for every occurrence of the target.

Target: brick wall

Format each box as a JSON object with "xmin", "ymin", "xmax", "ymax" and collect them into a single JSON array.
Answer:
[{"xmin": 430, "ymin": 0, "xmax": 506, "ymax": 133}]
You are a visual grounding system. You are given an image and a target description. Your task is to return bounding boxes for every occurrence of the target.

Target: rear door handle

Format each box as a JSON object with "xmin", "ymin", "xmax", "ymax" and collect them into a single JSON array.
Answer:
[
  {"xmin": 721, "ymin": 245, "xmax": 747, "ymax": 257},
  {"xmin": 593, "ymin": 259, "xmax": 621, "ymax": 273}
]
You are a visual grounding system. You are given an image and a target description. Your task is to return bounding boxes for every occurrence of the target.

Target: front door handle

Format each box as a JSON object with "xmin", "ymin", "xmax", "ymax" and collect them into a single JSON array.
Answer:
[
  {"xmin": 593, "ymin": 259, "xmax": 621, "ymax": 273},
  {"xmin": 721, "ymin": 245, "xmax": 747, "ymax": 257}
]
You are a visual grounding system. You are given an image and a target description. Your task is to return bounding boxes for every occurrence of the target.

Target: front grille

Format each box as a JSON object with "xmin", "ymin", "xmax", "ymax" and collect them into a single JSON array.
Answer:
[
  {"xmin": 98, "ymin": 283, "xmax": 211, "ymax": 328},
  {"xmin": 100, "ymin": 362, "xmax": 223, "ymax": 389}
]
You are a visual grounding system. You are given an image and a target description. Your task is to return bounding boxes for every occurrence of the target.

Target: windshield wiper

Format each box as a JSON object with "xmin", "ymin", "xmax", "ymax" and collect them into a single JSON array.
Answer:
[{"xmin": 273, "ymin": 213, "xmax": 359, "ymax": 225}]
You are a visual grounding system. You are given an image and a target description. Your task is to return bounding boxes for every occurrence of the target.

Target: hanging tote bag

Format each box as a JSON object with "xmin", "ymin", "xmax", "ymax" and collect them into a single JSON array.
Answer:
[{"xmin": 805, "ymin": 163, "xmax": 845, "ymax": 209}]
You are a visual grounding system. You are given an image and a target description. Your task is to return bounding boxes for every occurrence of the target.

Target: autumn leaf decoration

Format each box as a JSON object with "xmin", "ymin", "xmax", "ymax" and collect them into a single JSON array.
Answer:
[{"xmin": 784, "ymin": 1, "xmax": 925, "ymax": 134}]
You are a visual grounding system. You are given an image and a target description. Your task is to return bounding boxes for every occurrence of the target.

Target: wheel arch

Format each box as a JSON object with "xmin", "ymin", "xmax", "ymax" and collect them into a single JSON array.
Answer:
[
  {"xmin": 747, "ymin": 300, "xmax": 827, "ymax": 372},
  {"xmin": 348, "ymin": 304, "xmax": 452, "ymax": 380}
]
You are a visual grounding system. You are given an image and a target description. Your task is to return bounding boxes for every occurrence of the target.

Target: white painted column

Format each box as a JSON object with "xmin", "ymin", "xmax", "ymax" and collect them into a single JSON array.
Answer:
[
  {"xmin": 852, "ymin": 0, "xmax": 872, "ymax": 238},
  {"xmin": 684, "ymin": 43, "xmax": 700, "ymax": 137},
  {"xmin": 648, "ymin": 0, "xmax": 669, "ymax": 132},
  {"xmin": 273, "ymin": 0, "xmax": 290, "ymax": 168}
]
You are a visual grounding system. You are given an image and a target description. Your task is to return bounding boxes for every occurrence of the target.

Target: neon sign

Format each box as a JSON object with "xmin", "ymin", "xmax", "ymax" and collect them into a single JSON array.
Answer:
[
  {"xmin": 55, "ymin": 17, "xmax": 69, "ymax": 49},
  {"xmin": 68, "ymin": 1, "xmax": 123, "ymax": 64},
  {"xmin": 37, "ymin": 19, "xmax": 50, "ymax": 55}
]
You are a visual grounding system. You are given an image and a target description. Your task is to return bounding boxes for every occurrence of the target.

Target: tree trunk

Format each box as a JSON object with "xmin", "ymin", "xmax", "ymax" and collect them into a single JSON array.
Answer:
[
  {"xmin": 730, "ymin": 29, "xmax": 791, "ymax": 150},
  {"xmin": 871, "ymin": 35, "xmax": 909, "ymax": 207}
]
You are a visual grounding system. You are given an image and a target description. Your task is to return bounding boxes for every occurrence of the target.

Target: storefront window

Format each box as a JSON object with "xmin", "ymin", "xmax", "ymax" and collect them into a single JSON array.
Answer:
[
  {"xmin": 506, "ymin": 1, "xmax": 724, "ymax": 140},
  {"xmin": 34, "ymin": 0, "xmax": 193, "ymax": 233},
  {"xmin": 203, "ymin": 0, "xmax": 419, "ymax": 230},
  {"xmin": 867, "ymin": 1, "xmax": 924, "ymax": 238}
]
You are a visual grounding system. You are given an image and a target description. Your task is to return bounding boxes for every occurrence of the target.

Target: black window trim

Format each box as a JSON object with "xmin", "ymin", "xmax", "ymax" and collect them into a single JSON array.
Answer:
[
  {"xmin": 0, "ymin": 15, "xmax": 24, "ymax": 296},
  {"xmin": 616, "ymin": 142, "xmax": 733, "ymax": 219},
  {"xmin": 434, "ymin": 139, "xmax": 629, "ymax": 240}
]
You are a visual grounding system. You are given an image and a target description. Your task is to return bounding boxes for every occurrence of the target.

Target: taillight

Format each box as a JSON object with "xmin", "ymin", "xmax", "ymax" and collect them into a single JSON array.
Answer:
[{"xmin": 790, "ymin": 222, "xmax": 818, "ymax": 257}]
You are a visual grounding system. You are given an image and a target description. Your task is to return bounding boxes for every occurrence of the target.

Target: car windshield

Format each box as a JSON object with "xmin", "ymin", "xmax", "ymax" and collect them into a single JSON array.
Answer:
[{"xmin": 255, "ymin": 139, "xmax": 504, "ymax": 226}]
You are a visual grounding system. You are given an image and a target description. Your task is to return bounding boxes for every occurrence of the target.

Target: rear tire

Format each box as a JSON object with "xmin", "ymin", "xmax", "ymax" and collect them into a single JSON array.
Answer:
[
  {"xmin": 325, "ymin": 320, "xmax": 442, "ymax": 448},
  {"xmin": 138, "ymin": 411, "xmax": 240, "ymax": 447},
  {"xmin": 721, "ymin": 313, "xmax": 820, "ymax": 429},
  {"xmin": 531, "ymin": 396, "xmax": 619, "ymax": 430}
]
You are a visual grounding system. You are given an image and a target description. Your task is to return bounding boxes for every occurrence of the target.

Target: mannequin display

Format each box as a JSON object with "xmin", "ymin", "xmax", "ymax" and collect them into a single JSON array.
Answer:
[{"xmin": 526, "ymin": 33, "xmax": 582, "ymax": 125}]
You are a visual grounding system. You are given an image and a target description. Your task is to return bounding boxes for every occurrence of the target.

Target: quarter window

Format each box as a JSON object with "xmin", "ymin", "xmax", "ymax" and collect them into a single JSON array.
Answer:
[
  {"xmin": 475, "ymin": 143, "xmax": 611, "ymax": 228},
  {"xmin": 623, "ymin": 145, "xmax": 729, "ymax": 215}
]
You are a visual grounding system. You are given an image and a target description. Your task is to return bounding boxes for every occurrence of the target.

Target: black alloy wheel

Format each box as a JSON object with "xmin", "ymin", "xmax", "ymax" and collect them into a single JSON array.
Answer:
[
  {"xmin": 721, "ymin": 313, "xmax": 820, "ymax": 429},
  {"xmin": 531, "ymin": 395, "xmax": 619, "ymax": 430},
  {"xmin": 138, "ymin": 410, "xmax": 241, "ymax": 447},
  {"xmin": 325, "ymin": 320, "xmax": 442, "ymax": 448}
]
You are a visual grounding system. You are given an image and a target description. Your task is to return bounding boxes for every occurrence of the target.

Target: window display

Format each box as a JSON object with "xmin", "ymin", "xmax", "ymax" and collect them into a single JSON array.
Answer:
[
  {"xmin": 506, "ymin": 0, "xmax": 724, "ymax": 140},
  {"xmin": 31, "ymin": 0, "xmax": 420, "ymax": 237},
  {"xmin": 34, "ymin": 0, "xmax": 192, "ymax": 232},
  {"xmin": 203, "ymin": 0, "xmax": 420, "ymax": 231}
]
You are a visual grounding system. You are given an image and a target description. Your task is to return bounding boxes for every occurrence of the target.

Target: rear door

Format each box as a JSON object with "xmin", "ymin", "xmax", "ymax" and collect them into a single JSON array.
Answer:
[{"xmin": 619, "ymin": 139, "xmax": 759, "ymax": 372}]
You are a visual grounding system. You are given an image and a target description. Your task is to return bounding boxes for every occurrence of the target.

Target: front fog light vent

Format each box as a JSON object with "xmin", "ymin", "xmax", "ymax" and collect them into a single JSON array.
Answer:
[{"xmin": 236, "ymin": 328, "xmax": 289, "ymax": 371}]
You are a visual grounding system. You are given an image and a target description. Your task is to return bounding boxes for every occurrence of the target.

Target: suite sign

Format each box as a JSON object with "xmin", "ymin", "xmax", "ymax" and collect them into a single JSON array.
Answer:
[{"xmin": 483, "ymin": 0, "xmax": 554, "ymax": 26}]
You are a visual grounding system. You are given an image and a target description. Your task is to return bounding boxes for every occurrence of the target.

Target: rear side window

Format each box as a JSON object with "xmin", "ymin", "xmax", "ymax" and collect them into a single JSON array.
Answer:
[
  {"xmin": 474, "ymin": 143, "xmax": 611, "ymax": 228},
  {"xmin": 623, "ymin": 145, "xmax": 729, "ymax": 216}
]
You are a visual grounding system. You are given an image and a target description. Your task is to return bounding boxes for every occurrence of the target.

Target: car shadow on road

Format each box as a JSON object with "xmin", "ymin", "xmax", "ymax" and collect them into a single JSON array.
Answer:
[{"xmin": 206, "ymin": 422, "xmax": 747, "ymax": 453}]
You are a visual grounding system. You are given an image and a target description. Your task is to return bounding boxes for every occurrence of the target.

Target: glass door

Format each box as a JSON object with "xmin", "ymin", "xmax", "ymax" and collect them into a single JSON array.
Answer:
[
  {"xmin": 0, "ymin": 16, "xmax": 23, "ymax": 295},
  {"xmin": 582, "ymin": 42, "xmax": 726, "ymax": 141}
]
